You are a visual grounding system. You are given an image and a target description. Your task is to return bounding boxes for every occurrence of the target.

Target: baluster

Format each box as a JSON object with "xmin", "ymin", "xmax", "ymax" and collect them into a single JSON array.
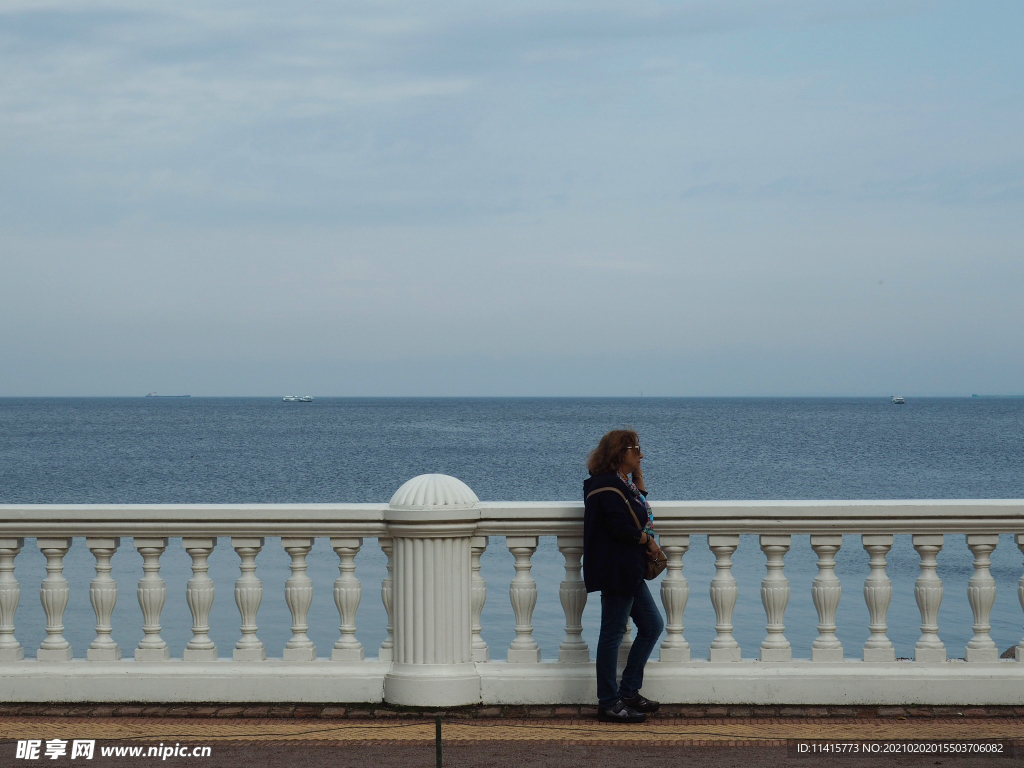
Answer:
[
  {"xmin": 0, "ymin": 538, "xmax": 24, "ymax": 661},
  {"xmin": 810, "ymin": 534, "xmax": 843, "ymax": 662},
  {"xmin": 232, "ymin": 537, "xmax": 265, "ymax": 661},
  {"xmin": 332, "ymin": 537, "xmax": 364, "ymax": 661},
  {"xmin": 379, "ymin": 538, "xmax": 394, "ymax": 663},
  {"xmin": 862, "ymin": 534, "xmax": 895, "ymax": 662},
  {"xmin": 507, "ymin": 536, "xmax": 540, "ymax": 662},
  {"xmin": 86, "ymin": 537, "xmax": 120, "ymax": 661},
  {"xmin": 183, "ymin": 538, "xmax": 218, "ymax": 661},
  {"xmin": 659, "ymin": 535, "xmax": 690, "ymax": 662},
  {"xmin": 471, "ymin": 536, "xmax": 490, "ymax": 662},
  {"xmin": 760, "ymin": 534, "xmax": 791, "ymax": 661},
  {"xmin": 135, "ymin": 537, "xmax": 169, "ymax": 661},
  {"xmin": 283, "ymin": 537, "xmax": 316, "ymax": 661},
  {"xmin": 966, "ymin": 534, "xmax": 998, "ymax": 662},
  {"xmin": 913, "ymin": 534, "xmax": 945, "ymax": 662},
  {"xmin": 37, "ymin": 538, "xmax": 73, "ymax": 661},
  {"xmin": 556, "ymin": 535, "xmax": 587, "ymax": 662},
  {"xmin": 708, "ymin": 535, "xmax": 741, "ymax": 661},
  {"xmin": 1016, "ymin": 535, "xmax": 1024, "ymax": 662}
]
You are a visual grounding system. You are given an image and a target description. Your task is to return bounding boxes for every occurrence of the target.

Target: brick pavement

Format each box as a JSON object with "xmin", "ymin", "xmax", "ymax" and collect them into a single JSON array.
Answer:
[
  {"xmin": 2, "ymin": 707, "xmax": 1024, "ymax": 746},
  {"xmin": 3, "ymin": 708, "xmax": 1022, "ymax": 768}
]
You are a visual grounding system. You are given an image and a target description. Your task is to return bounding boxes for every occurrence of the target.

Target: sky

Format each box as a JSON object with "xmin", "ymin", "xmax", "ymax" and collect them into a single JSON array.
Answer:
[{"xmin": 1, "ymin": 0, "xmax": 1021, "ymax": 396}]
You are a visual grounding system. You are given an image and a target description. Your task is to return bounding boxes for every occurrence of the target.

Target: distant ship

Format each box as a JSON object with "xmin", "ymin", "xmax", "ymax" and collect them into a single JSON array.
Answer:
[
  {"xmin": 145, "ymin": 393, "xmax": 190, "ymax": 398},
  {"xmin": 283, "ymin": 395, "xmax": 314, "ymax": 402},
  {"xmin": 891, "ymin": 395, "xmax": 906, "ymax": 404}
]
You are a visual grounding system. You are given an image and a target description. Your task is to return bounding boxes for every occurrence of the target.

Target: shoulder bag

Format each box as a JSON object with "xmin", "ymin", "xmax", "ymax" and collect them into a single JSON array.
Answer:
[{"xmin": 586, "ymin": 486, "xmax": 667, "ymax": 580}]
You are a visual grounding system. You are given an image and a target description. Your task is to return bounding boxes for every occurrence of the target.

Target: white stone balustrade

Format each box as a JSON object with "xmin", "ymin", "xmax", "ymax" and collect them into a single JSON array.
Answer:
[
  {"xmin": 183, "ymin": 537, "xmax": 217, "ymax": 661},
  {"xmin": 810, "ymin": 534, "xmax": 843, "ymax": 662},
  {"xmin": 862, "ymin": 534, "xmax": 895, "ymax": 662},
  {"xmin": 232, "ymin": 537, "xmax": 264, "ymax": 662},
  {"xmin": 759, "ymin": 534, "xmax": 791, "ymax": 662},
  {"xmin": 378, "ymin": 537, "xmax": 395, "ymax": 663},
  {"xmin": 913, "ymin": 534, "xmax": 945, "ymax": 662},
  {"xmin": 556, "ymin": 535, "xmax": 587, "ymax": 663},
  {"xmin": 87, "ymin": 537, "xmax": 120, "ymax": 661},
  {"xmin": 135, "ymin": 537, "xmax": 169, "ymax": 661},
  {"xmin": 37, "ymin": 537, "xmax": 72, "ymax": 662},
  {"xmin": 966, "ymin": 534, "xmax": 999, "ymax": 662},
  {"xmin": 470, "ymin": 536, "xmax": 489, "ymax": 662},
  {"xmin": 282, "ymin": 537, "xmax": 315, "ymax": 661},
  {"xmin": 1, "ymin": 488, "xmax": 1024, "ymax": 706},
  {"xmin": 659, "ymin": 535, "xmax": 690, "ymax": 662},
  {"xmin": 331, "ymin": 537, "xmax": 364, "ymax": 661},
  {"xmin": 0, "ymin": 538, "xmax": 23, "ymax": 662},
  {"xmin": 708, "ymin": 534, "xmax": 740, "ymax": 661},
  {"xmin": 506, "ymin": 536, "xmax": 541, "ymax": 663}
]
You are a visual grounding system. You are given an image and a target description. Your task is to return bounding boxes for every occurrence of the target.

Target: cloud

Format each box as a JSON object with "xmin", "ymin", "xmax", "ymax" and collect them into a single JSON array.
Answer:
[{"xmin": 1, "ymin": 0, "xmax": 1022, "ymax": 394}]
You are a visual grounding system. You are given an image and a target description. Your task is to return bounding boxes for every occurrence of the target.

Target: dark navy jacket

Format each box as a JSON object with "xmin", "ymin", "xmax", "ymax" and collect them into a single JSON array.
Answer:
[{"xmin": 582, "ymin": 472, "xmax": 648, "ymax": 594}]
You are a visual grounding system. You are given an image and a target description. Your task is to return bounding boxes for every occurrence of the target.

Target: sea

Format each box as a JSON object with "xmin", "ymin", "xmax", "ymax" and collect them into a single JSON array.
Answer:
[{"xmin": 1, "ymin": 396, "xmax": 1023, "ymax": 662}]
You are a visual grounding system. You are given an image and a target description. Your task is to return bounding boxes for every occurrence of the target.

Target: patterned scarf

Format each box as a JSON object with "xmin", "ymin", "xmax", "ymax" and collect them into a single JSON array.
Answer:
[{"xmin": 619, "ymin": 472, "xmax": 654, "ymax": 534}]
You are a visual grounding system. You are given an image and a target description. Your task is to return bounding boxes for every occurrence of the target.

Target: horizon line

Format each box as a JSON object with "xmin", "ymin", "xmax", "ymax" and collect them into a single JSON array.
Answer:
[{"xmin": 1, "ymin": 394, "xmax": 1019, "ymax": 400}]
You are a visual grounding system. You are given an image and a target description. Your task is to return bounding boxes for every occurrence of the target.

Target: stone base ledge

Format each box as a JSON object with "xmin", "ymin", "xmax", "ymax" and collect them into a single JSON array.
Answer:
[
  {"xmin": 3, "ymin": 659, "xmax": 1024, "ymax": 707},
  {"xmin": 479, "ymin": 660, "xmax": 1024, "ymax": 707},
  {"xmin": 0, "ymin": 660, "xmax": 388, "ymax": 704}
]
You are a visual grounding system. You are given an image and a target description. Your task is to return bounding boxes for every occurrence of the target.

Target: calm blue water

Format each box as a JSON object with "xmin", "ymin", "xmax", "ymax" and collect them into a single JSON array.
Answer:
[{"xmin": 1, "ymin": 397, "xmax": 1023, "ymax": 662}]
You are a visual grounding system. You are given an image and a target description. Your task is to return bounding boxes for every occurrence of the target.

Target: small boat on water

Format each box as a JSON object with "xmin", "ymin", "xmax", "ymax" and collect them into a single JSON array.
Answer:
[
  {"xmin": 891, "ymin": 395, "xmax": 906, "ymax": 404},
  {"xmin": 283, "ymin": 395, "xmax": 314, "ymax": 402},
  {"xmin": 145, "ymin": 393, "xmax": 190, "ymax": 398}
]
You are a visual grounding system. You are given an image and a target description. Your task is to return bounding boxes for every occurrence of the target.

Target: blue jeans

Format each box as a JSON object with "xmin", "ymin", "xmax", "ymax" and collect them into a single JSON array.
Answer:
[{"xmin": 596, "ymin": 580, "xmax": 665, "ymax": 709}]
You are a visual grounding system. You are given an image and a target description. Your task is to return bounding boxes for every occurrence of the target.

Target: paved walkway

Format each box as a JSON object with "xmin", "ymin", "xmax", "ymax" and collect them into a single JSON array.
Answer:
[
  {"xmin": 2, "ymin": 711, "xmax": 1022, "ymax": 767},
  {"xmin": 2, "ymin": 714, "xmax": 1024, "ymax": 744}
]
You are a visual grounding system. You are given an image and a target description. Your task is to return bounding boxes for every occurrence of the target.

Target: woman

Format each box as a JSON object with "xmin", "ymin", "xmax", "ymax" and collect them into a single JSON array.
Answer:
[{"xmin": 583, "ymin": 429, "xmax": 666, "ymax": 723}]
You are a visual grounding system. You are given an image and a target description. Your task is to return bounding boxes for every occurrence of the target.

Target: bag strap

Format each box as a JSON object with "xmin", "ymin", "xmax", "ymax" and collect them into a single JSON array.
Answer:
[{"xmin": 585, "ymin": 486, "xmax": 643, "ymax": 531}]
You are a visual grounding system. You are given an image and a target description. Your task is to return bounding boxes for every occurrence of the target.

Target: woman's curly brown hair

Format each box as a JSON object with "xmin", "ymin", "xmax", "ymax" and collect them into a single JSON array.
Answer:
[{"xmin": 586, "ymin": 429, "xmax": 639, "ymax": 476}]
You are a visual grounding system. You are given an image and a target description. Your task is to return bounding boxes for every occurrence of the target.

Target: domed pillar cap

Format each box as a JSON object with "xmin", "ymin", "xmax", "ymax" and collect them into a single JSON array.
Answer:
[{"xmin": 385, "ymin": 474, "xmax": 481, "ymax": 525}]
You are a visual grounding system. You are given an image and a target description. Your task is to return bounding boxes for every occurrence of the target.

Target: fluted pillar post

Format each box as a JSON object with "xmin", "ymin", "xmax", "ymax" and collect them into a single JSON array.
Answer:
[
  {"xmin": 283, "ymin": 537, "xmax": 316, "ymax": 661},
  {"xmin": 183, "ymin": 537, "xmax": 218, "ymax": 661},
  {"xmin": 470, "ymin": 536, "xmax": 490, "ymax": 662},
  {"xmin": 557, "ymin": 535, "xmax": 587, "ymax": 663},
  {"xmin": 37, "ymin": 538, "xmax": 73, "ymax": 661},
  {"xmin": 810, "ymin": 535, "xmax": 843, "ymax": 662},
  {"xmin": 913, "ymin": 534, "xmax": 945, "ymax": 662},
  {"xmin": 966, "ymin": 534, "xmax": 998, "ymax": 662},
  {"xmin": 86, "ymin": 537, "xmax": 120, "ymax": 661},
  {"xmin": 383, "ymin": 474, "xmax": 481, "ymax": 706},
  {"xmin": 135, "ymin": 538, "xmax": 169, "ymax": 661},
  {"xmin": 507, "ymin": 536, "xmax": 541, "ymax": 662},
  {"xmin": 862, "ymin": 534, "xmax": 895, "ymax": 662},
  {"xmin": 659, "ymin": 535, "xmax": 690, "ymax": 662},
  {"xmin": 232, "ymin": 537, "xmax": 265, "ymax": 661},
  {"xmin": 708, "ymin": 535, "xmax": 741, "ymax": 661},
  {"xmin": 759, "ymin": 534, "xmax": 791, "ymax": 662},
  {"xmin": 379, "ymin": 538, "xmax": 395, "ymax": 663},
  {"xmin": 0, "ymin": 538, "xmax": 24, "ymax": 662},
  {"xmin": 332, "ymin": 538, "xmax": 364, "ymax": 661}
]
